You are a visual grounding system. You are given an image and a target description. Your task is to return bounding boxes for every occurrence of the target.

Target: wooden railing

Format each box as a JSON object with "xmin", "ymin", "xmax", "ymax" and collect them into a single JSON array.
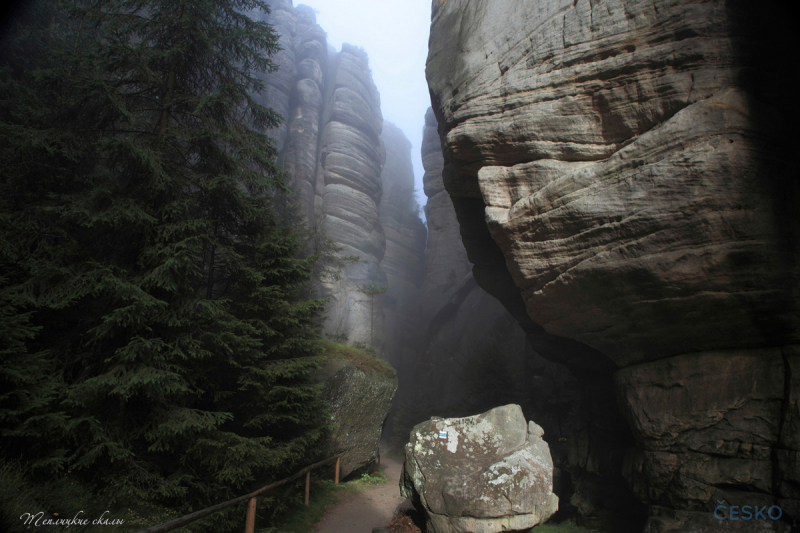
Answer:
[{"xmin": 135, "ymin": 455, "xmax": 342, "ymax": 533}]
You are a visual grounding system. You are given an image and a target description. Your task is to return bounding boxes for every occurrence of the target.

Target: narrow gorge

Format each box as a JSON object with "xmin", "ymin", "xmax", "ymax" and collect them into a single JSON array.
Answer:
[{"xmin": 255, "ymin": 0, "xmax": 798, "ymax": 531}]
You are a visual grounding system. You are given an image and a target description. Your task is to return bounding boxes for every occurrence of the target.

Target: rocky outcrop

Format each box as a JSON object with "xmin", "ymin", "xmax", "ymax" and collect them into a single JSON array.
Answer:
[
  {"xmin": 316, "ymin": 44, "xmax": 388, "ymax": 346},
  {"xmin": 389, "ymin": 107, "xmax": 597, "ymax": 525},
  {"xmin": 397, "ymin": 109, "xmax": 580, "ymax": 437},
  {"xmin": 426, "ymin": 0, "xmax": 799, "ymax": 530},
  {"xmin": 252, "ymin": 3, "xmax": 427, "ymax": 472},
  {"xmin": 279, "ymin": 8, "xmax": 326, "ymax": 222},
  {"xmin": 253, "ymin": 2, "xmax": 421, "ymax": 348},
  {"xmin": 378, "ymin": 122, "xmax": 427, "ymax": 363},
  {"xmin": 401, "ymin": 404, "xmax": 558, "ymax": 533},
  {"xmin": 315, "ymin": 358, "xmax": 397, "ymax": 478}
]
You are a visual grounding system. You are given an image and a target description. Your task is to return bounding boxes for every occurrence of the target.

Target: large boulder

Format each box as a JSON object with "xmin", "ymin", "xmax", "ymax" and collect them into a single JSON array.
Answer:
[
  {"xmin": 315, "ymin": 357, "xmax": 397, "ymax": 478},
  {"xmin": 401, "ymin": 404, "xmax": 558, "ymax": 533}
]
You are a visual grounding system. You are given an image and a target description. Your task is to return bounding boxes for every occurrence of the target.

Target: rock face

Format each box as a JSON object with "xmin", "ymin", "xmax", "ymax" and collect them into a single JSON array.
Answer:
[
  {"xmin": 316, "ymin": 43, "xmax": 388, "ymax": 346},
  {"xmin": 401, "ymin": 404, "xmax": 558, "ymax": 533},
  {"xmin": 378, "ymin": 122, "xmax": 427, "ymax": 364},
  {"xmin": 252, "ymin": 1, "xmax": 425, "ymax": 476},
  {"xmin": 426, "ymin": 0, "xmax": 799, "ymax": 530},
  {"xmin": 254, "ymin": 2, "xmax": 427, "ymax": 350},
  {"xmin": 315, "ymin": 358, "xmax": 397, "ymax": 478},
  {"xmin": 390, "ymin": 109, "xmax": 581, "ymax": 474}
]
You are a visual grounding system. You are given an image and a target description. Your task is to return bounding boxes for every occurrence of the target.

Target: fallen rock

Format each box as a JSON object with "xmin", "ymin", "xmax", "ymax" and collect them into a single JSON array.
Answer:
[
  {"xmin": 401, "ymin": 404, "xmax": 558, "ymax": 533},
  {"xmin": 315, "ymin": 357, "xmax": 397, "ymax": 478}
]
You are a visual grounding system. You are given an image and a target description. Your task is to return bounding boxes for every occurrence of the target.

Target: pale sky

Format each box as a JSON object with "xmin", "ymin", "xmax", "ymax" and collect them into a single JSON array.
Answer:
[{"xmin": 296, "ymin": 0, "xmax": 433, "ymax": 216}]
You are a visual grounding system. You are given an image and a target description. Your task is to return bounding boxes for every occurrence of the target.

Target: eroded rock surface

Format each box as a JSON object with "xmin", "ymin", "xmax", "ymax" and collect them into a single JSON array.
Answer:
[
  {"xmin": 401, "ymin": 405, "xmax": 558, "ymax": 533},
  {"xmin": 315, "ymin": 359, "xmax": 397, "ymax": 478},
  {"xmin": 253, "ymin": 2, "xmax": 426, "ymax": 477},
  {"xmin": 390, "ymin": 109, "xmax": 581, "ymax": 475},
  {"xmin": 254, "ymin": 2, "xmax": 411, "ymax": 348},
  {"xmin": 316, "ymin": 43, "xmax": 388, "ymax": 346},
  {"xmin": 427, "ymin": 0, "xmax": 799, "ymax": 530}
]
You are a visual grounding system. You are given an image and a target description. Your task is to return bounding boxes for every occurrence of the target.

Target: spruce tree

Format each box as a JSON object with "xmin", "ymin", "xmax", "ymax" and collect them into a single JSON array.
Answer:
[{"xmin": 0, "ymin": 0, "xmax": 327, "ymax": 522}]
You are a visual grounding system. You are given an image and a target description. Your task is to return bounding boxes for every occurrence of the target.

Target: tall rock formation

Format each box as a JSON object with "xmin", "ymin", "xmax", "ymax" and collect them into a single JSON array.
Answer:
[
  {"xmin": 426, "ymin": 0, "xmax": 799, "ymax": 531},
  {"xmin": 250, "ymin": 0, "xmax": 430, "ymax": 477},
  {"xmin": 252, "ymin": 2, "xmax": 425, "ymax": 348},
  {"xmin": 316, "ymin": 44, "xmax": 388, "ymax": 346},
  {"xmin": 378, "ymin": 123, "xmax": 427, "ymax": 364}
]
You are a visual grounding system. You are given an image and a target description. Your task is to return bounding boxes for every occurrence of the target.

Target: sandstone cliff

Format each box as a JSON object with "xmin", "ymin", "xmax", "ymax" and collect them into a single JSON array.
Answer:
[
  {"xmin": 427, "ymin": 0, "xmax": 799, "ymax": 531},
  {"xmin": 250, "ymin": 3, "xmax": 427, "ymax": 474},
  {"xmin": 316, "ymin": 43, "xmax": 388, "ymax": 346},
  {"xmin": 253, "ymin": 2, "xmax": 420, "ymax": 349},
  {"xmin": 387, "ymin": 109, "xmax": 582, "ymax": 496},
  {"xmin": 378, "ymin": 123, "xmax": 427, "ymax": 365}
]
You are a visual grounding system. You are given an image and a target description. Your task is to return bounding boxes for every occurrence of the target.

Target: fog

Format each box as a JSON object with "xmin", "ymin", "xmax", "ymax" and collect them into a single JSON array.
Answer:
[{"xmin": 298, "ymin": 0, "xmax": 433, "ymax": 215}]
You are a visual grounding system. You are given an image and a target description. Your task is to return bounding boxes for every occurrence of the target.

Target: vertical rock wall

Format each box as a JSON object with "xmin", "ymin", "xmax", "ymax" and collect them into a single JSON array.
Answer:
[
  {"xmin": 426, "ymin": 0, "xmax": 799, "ymax": 531},
  {"xmin": 378, "ymin": 123, "xmax": 427, "ymax": 364},
  {"xmin": 254, "ymin": 3, "xmax": 431, "ymax": 353},
  {"xmin": 397, "ymin": 107, "xmax": 605, "ymax": 524},
  {"xmin": 280, "ymin": 8, "xmax": 326, "ymax": 222},
  {"xmin": 316, "ymin": 44, "xmax": 388, "ymax": 346}
]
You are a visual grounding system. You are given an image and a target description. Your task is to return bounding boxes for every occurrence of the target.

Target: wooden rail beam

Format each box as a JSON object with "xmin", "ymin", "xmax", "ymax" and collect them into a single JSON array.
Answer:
[{"xmin": 135, "ymin": 454, "xmax": 342, "ymax": 533}]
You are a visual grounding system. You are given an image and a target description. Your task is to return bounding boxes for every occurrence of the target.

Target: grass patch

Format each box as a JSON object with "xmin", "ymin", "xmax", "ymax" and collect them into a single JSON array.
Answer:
[
  {"xmin": 527, "ymin": 518, "xmax": 603, "ymax": 532},
  {"xmin": 320, "ymin": 340, "xmax": 396, "ymax": 378},
  {"xmin": 2, "ymin": 455, "xmax": 387, "ymax": 533},
  {"xmin": 266, "ymin": 467, "xmax": 387, "ymax": 533}
]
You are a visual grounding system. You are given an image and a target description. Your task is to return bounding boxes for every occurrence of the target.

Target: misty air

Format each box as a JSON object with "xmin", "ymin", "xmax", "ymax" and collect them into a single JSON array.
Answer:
[{"xmin": 1, "ymin": 1, "xmax": 797, "ymax": 532}]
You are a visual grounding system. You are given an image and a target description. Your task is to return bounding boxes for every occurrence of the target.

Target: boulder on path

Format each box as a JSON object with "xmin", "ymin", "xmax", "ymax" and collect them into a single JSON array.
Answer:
[
  {"xmin": 400, "ymin": 404, "xmax": 558, "ymax": 533},
  {"xmin": 314, "ymin": 357, "xmax": 397, "ymax": 479}
]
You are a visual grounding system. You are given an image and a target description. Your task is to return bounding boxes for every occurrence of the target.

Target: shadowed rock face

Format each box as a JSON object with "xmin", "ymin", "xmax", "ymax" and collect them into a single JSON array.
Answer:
[
  {"xmin": 379, "ymin": 123, "xmax": 427, "ymax": 365},
  {"xmin": 314, "ymin": 359, "xmax": 397, "ymax": 478},
  {"xmin": 396, "ymin": 109, "xmax": 581, "ymax": 447},
  {"xmin": 427, "ymin": 0, "xmax": 799, "ymax": 530}
]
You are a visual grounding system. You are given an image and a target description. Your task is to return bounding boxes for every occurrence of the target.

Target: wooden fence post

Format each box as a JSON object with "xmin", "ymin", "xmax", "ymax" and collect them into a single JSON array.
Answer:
[
  {"xmin": 135, "ymin": 454, "xmax": 342, "ymax": 533},
  {"xmin": 244, "ymin": 497, "xmax": 256, "ymax": 533},
  {"xmin": 334, "ymin": 456, "xmax": 340, "ymax": 485}
]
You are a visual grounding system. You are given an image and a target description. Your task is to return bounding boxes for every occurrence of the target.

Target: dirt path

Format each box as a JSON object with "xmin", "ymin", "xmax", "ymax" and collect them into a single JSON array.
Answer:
[{"xmin": 311, "ymin": 456, "xmax": 412, "ymax": 533}]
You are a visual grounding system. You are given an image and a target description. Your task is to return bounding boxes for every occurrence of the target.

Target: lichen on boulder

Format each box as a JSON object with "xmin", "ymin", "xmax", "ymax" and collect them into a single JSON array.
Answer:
[
  {"xmin": 314, "ymin": 346, "xmax": 397, "ymax": 479},
  {"xmin": 401, "ymin": 404, "xmax": 558, "ymax": 533}
]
